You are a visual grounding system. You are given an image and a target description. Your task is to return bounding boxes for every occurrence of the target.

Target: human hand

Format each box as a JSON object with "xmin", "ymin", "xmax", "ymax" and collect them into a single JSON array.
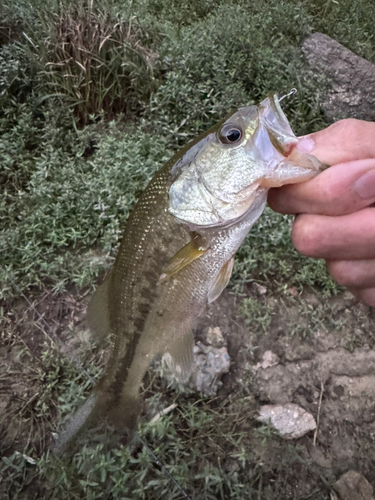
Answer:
[{"xmin": 268, "ymin": 119, "xmax": 375, "ymax": 307}]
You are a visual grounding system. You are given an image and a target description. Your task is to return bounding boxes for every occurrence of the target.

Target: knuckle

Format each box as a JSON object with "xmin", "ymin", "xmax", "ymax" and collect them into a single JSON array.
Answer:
[
  {"xmin": 317, "ymin": 176, "xmax": 336, "ymax": 206},
  {"xmin": 334, "ymin": 118, "xmax": 361, "ymax": 138},
  {"xmin": 326, "ymin": 118, "xmax": 363, "ymax": 150},
  {"xmin": 291, "ymin": 215, "xmax": 319, "ymax": 257}
]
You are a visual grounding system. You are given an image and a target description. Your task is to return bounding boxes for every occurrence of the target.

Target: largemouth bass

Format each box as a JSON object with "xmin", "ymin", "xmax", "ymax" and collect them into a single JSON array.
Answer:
[{"xmin": 54, "ymin": 94, "xmax": 323, "ymax": 454}]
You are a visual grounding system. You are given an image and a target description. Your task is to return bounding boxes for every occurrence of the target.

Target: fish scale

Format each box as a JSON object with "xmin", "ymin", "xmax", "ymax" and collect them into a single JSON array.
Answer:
[{"xmin": 54, "ymin": 94, "xmax": 324, "ymax": 455}]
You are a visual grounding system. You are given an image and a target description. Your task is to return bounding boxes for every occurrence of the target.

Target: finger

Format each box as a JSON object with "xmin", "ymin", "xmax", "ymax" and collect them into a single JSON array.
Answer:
[
  {"xmin": 298, "ymin": 118, "xmax": 375, "ymax": 166},
  {"xmin": 268, "ymin": 159, "xmax": 375, "ymax": 216},
  {"xmin": 349, "ymin": 287, "xmax": 375, "ymax": 308},
  {"xmin": 326, "ymin": 259, "xmax": 375, "ymax": 288},
  {"xmin": 292, "ymin": 208, "xmax": 375, "ymax": 260}
]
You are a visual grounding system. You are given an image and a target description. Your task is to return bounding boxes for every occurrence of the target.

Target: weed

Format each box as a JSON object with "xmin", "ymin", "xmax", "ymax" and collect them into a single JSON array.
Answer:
[
  {"xmin": 239, "ymin": 297, "xmax": 275, "ymax": 334},
  {"xmin": 20, "ymin": 0, "xmax": 161, "ymax": 124}
]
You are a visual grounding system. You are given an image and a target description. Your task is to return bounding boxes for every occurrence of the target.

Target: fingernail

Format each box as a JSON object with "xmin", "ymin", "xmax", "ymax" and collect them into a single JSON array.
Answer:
[
  {"xmin": 297, "ymin": 136, "xmax": 315, "ymax": 154},
  {"xmin": 354, "ymin": 170, "xmax": 375, "ymax": 199}
]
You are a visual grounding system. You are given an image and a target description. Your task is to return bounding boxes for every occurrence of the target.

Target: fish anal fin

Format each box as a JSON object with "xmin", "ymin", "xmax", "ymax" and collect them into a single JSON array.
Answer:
[
  {"xmin": 160, "ymin": 234, "xmax": 208, "ymax": 281},
  {"xmin": 162, "ymin": 331, "xmax": 195, "ymax": 383},
  {"xmin": 208, "ymin": 256, "xmax": 234, "ymax": 304},
  {"xmin": 87, "ymin": 273, "xmax": 112, "ymax": 340}
]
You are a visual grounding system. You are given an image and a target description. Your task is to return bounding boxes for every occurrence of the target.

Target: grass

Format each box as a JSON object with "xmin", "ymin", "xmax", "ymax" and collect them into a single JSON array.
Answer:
[
  {"xmin": 2, "ymin": 0, "xmax": 375, "ymax": 498},
  {"xmin": 1, "ymin": 0, "xmax": 161, "ymax": 124}
]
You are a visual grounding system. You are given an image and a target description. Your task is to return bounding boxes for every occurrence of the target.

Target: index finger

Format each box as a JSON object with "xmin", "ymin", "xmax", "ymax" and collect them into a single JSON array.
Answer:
[{"xmin": 268, "ymin": 119, "xmax": 375, "ymax": 216}]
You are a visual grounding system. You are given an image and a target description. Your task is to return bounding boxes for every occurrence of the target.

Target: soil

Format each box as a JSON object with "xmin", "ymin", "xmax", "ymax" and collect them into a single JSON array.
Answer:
[
  {"xmin": 197, "ymin": 287, "xmax": 375, "ymax": 493},
  {"xmin": 1, "ymin": 285, "xmax": 375, "ymax": 498}
]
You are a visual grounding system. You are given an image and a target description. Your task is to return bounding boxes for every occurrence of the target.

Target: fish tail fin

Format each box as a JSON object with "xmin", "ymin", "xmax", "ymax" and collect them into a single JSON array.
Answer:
[
  {"xmin": 52, "ymin": 388, "xmax": 141, "ymax": 457},
  {"xmin": 53, "ymin": 392, "xmax": 98, "ymax": 456}
]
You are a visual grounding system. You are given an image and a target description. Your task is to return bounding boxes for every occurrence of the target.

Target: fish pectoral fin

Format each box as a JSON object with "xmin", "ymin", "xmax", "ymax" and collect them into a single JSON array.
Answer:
[
  {"xmin": 207, "ymin": 256, "xmax": 235, "ymax": 304},
  {"xmin": 87, "ymin": 273, "xmax": 112, "ymax": 340},
  {"xmin": 160, "ymin": 235, "xmax": 208, "ymax": 281},
  {"xmin": 162, "ymin": 330, "xmax": 195, "ymax": 383}
]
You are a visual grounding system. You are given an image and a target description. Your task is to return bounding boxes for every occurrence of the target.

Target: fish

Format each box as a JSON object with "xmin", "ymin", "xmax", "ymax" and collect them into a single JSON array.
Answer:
[{"xmin": 53, "ymin": 93, "xmax": 323, "ymax": 455}]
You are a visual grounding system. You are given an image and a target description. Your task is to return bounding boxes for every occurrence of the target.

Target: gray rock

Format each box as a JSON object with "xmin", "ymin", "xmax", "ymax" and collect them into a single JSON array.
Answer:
[
  {"xmin": 334, "ymin": 470, "xmax": 374, "ymax": 500},
  {"xmin": 257, "ymin": 403, "xmax": 316, "ymax": 439},
  {"xmin": 202, "ymin": 326, "xmax": 226, "ymax": 348},
  {"xmin": 252, "ymin": 350, "xmax": 280, "ymax": 371},
  {"xmin": 302, "ymin": 32, "xmax": 375, "ymax": 121},
  {"xmin": 189, "ymin": 341, "xmax": 231, "ymax": 396}
]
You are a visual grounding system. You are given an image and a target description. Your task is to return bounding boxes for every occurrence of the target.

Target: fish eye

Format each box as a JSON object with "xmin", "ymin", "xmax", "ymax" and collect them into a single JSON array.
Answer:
[{"xmin": 218, "ymin": 123, "xmax": 243, "ymax": 145}]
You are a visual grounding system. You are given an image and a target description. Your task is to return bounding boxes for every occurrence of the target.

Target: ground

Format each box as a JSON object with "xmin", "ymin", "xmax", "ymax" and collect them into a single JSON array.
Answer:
[{"xmin": 1, "ymin": 283, "xmax": 374, "ymax": 499}]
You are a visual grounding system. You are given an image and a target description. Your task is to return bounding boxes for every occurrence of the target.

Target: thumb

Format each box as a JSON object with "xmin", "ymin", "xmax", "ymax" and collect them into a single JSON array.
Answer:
[{"xmin": 268, "ymin": 158, "xmax": 375, "ymax": 216}]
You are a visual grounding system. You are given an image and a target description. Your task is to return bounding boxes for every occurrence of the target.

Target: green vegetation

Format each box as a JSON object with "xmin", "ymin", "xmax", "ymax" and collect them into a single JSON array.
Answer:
[
  {"xmin": 1, "ymin": 0, "xmax": 375, "ymax": 498},
  {"xmin": 2, "ymin": 0, "xmax": 375, "ymax": 299}
]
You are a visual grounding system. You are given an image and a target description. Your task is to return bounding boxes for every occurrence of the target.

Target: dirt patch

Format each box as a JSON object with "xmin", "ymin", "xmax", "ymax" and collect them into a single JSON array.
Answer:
[
  {"xmin": 0, "ymin": 292, "xmax": 89, "ymax": 454},
  {"xmin": 197, "ymin": 287, "xmax": 375, "ymax": 492},
  {"xmin": 1, "ymin": 285, "xmax": 375, "ymax": 498}
]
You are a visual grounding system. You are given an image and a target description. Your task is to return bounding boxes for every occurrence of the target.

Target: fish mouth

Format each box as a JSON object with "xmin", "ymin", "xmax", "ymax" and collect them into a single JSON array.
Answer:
[{"xmin": 257, "ymin": 93, "xmax": 298, "ymax": 157}]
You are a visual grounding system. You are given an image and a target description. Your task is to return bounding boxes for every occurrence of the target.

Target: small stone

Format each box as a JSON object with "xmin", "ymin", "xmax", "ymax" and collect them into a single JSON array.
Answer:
[
  {"xmin": 253, "ymin": 350, "xmax": 280, "ymax": 371},
  {"xmin": 254, "ymin": 283, "xmax": 267, "ymax": 295},
  {"xmin": 203, "ymin": 326, "xmax": 226, "ymax": 348},
  {"xmin": 334, "ymin": 470, "xmax": 374, "ymax": 500},
  {"xmin": 288, "ymin": 287, "xmax": 298, "ymax": 297},
  {"xmin": 257, "ymin": 403, "xmax": 316, "ymax": 439}
]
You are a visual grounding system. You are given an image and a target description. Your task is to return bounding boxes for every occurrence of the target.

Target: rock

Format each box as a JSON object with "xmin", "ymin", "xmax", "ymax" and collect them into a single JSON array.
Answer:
[
  {"xmin": 288, "ymin": 287, "xmax": 298, "ymax": 297},
  {"xmin": 334, "ymin": 470, "xmax": 374, "ymax": 500},
  {"xmin": 254, "ymin": 283, "xmax": 267, "ymax": 295},
  {"xmin": 202, "ymin": 326, "xmax": 226, "ymax": 348},
  {"xmin": 302, "ymin": 32, "xmax": 375, "ymax": 121},
  {"xmin": 257, "ymin": 403, "xmax": 316, "ymax": 439},
  {"xmin": 189, "ymin": 342, "xmax": 231, "ymax": 396},
  {"xmin": 253, "ymin": 350, "xmax": 280, "ymax": 371}
]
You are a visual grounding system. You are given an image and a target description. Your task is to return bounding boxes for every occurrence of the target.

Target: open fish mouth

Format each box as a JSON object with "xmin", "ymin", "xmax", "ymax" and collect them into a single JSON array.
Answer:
[{"xmin": 169, "ymin": 90, "xmax": 320, "ymax": 228}]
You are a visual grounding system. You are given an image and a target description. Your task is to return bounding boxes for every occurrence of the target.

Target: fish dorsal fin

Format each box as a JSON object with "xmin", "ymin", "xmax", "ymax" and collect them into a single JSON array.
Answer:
[
  {"xmin": 160, "ymin": 234, "xmax": 208, "ymax": 281},
  {"xmin": 163, "ymin": 330, "xmax": 195, "ymax": 383},
  {"xmin": 207, "ymin": 256, "xmax": 234, "ymax": 304},
  {"xmin": 87, "ymin": 273, "xmax": 112, "ymax": 340}
]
